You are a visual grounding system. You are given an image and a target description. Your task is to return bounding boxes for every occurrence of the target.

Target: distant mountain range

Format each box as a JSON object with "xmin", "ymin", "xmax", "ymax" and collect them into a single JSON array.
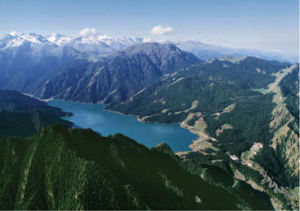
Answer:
[
  {"xmin": 1, "ymin": 28, "xmax": 297, "ymax": 63},
  {"xmin": 0, "ymin": 28, "xmax": 296, "ymax": 95},
  {"xmin": 172, "ymin": 40, "xmax": 298, "ymax": 63}
]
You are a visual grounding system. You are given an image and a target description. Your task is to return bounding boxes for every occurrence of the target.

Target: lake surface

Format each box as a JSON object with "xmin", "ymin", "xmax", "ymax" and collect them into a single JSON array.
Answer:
[{"xmin": 49, "ymin": 99, "xmax": 198, "ymax": 152}]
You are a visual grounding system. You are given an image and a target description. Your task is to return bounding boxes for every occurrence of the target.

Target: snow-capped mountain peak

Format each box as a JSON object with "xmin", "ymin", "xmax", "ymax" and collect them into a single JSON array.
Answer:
[
  {"xmin": 0, "ymin": 32, "xmax": 52, "ymax": 49},
  {"xmin": 47, "ymin": 33, "xmax": 65, "ymax": 43},
  {"xmin": 21, "ymin": 33, "xmax": 47, "ymax": 44},
  {"xmin": 0, "ymin": 28, "xmax": 297, "ymax": 63},
  {"xmin": 8, "ymin": 31, "xmax": 18, "ymax": 36},
  {"xmin": 1, "ymin": 28, "xmax": 144, "ymax": 51}
]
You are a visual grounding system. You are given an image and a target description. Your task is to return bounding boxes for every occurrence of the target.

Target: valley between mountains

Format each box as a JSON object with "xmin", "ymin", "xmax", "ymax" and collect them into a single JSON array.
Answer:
[{"xmin": 0, "ymin": 31, "xmax": 299, "ymax": 210}]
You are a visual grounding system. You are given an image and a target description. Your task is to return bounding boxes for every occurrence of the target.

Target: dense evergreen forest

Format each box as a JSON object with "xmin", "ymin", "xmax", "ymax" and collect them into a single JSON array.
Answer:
[{"xmin": 0, "ymin": 125, "xmax": 273, "ymax": 210}]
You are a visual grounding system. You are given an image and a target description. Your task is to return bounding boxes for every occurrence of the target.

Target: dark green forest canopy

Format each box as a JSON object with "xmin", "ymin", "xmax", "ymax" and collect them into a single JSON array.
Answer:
[
  {"xmin": 0, "ymin": 125, "xmax": 273, "ymax": 210},
  {"xmin": 279, "ymin": 67, "xmax": 299, "ymax": 122},
  {"xmin": 0, "ymin": 89, "xmax": 72, "ymax": 137}
]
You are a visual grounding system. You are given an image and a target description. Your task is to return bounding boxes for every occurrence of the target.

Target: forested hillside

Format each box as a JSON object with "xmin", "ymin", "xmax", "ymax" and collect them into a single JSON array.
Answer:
[
  {"xmin": 0, "ymin": 125, "xmax": 272, "ymax": 210},
  {"xmin": 107, "ymin": 58, "xmax": 299, "ymax": 209},
  {"xmin": 0, "ymin": 89, "xmax": 72, "ymax": 137}
]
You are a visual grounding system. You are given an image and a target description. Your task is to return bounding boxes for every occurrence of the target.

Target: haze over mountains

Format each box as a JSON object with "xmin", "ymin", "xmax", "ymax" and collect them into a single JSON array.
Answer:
[{"xmin": 0, "ymin": 28, "xmax": 297, "ymax": 63}]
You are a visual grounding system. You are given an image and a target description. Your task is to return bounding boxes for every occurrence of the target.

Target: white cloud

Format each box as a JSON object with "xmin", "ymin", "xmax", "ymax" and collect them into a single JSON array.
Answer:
[
  {"xmin": 78, "ymin": 27, "xmax": 99, "ymax": 36},
  {"xmin": 150, "ymin": 25, "xmax": 174, "ymax": 36}
]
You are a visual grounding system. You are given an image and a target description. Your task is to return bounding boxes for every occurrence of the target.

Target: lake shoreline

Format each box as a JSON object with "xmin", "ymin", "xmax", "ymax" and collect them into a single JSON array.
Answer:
[
  {"xmin": 104, "ymin": 108, "xmax": 201, "ymax": 151},
  {"xmin": 28, "ymin": 95, "xmax": 199, "ymax": 152},
  {"xmin": 48, "ymin": 99, "xmax": 198, "ymax": 152}
]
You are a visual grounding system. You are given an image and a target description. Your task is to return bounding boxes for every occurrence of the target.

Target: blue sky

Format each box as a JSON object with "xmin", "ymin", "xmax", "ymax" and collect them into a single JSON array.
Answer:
[{"xmin": 0, "ymin": 0, "xmax": 298, "ymax": 56}]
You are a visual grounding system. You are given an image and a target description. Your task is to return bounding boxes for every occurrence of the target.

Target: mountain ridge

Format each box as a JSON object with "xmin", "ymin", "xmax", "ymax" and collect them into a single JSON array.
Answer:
[
  {"xmin": 1, "ymin": 28, "xmax": 297, "ymax": 62},
  {"xmin": 35, "ymin": 42, "xmax": 200, "ymax": 104}
]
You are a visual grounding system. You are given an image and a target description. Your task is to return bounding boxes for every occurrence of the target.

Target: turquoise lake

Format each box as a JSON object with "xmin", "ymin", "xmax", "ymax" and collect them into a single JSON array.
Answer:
[{"xmin": 48, "ymin": 100, "xmax": 198, "ymax": 152}]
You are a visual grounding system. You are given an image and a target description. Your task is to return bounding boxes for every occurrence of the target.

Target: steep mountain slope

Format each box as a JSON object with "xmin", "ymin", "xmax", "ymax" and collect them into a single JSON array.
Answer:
[
  {"xmin": 0, "ymin": 124, "xmax": 273, "ymax": 210},
  {"xmin": 0, "ymin": 29, "xmax": 296, "ymax": 94},
  {"xmin": 108, "ymin": 56, "xmax": 288, "ymax": 122},
  {"xmin": 0, "ymin": 36, "xmax": 88, "ymax": 93},
  {"xmin": 0, "ymin": 32, "xmax": 58, "ymax": 90},
  {"xmin": 0, "ymin": 29, "xmax": 129, "ymax": 93},
  {"xmin": 36, "ymin": 43, "xmax": 200, "ymax": 103},
  {"xmin": 106, "ymin": 57, "xmax": 298, "ymax": 209},
  {"xmin": 0, "ymin": 89, "xmax": 72, "ymax": 137}
]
